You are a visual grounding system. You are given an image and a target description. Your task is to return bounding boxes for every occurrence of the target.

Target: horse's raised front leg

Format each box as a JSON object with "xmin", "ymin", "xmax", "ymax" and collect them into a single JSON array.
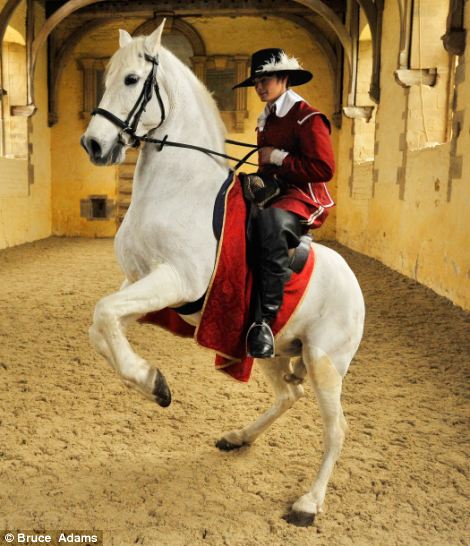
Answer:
[
  {"xmin": 216, "ymin": 357, "xmax": 305, "ymax": 450},
  {"xmin": 89, "ymin": 278, "xmax": 132, "ymax": 371},
  {"xmin": 89, "ymin": 263, "xmax": 184, "ymax": 406},
  {"xmin": 285, "ymin": 346, "xmax": 348, "ymax": 527}
]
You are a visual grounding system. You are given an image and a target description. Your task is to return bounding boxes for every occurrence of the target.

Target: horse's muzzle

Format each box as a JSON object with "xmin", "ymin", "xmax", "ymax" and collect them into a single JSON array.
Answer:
[{"xmin": 80, "ymin": 134, "xmax": 124, "ymax": 166}]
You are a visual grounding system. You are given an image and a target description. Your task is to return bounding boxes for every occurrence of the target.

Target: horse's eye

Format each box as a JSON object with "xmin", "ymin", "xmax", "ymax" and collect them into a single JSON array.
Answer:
[{"xmin": 124, "ymin": 74, "xmax": 139, "ymax": 86}]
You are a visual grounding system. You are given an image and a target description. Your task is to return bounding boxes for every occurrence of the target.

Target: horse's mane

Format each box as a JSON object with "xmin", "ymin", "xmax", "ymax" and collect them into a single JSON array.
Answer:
[{"xmin": 106, "ymin": 37, "xmax": 227, "ymax": 156}]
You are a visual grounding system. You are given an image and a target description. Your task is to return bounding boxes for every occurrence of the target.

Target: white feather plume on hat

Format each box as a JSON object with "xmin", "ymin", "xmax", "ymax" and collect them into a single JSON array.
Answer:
[
  {"xmin": 232, "ymin": 48, "xmax": 313, "ymax": 88},
  {"xmin": 257, "ymin": 52, "xmax": 302, "ymax": 73}
]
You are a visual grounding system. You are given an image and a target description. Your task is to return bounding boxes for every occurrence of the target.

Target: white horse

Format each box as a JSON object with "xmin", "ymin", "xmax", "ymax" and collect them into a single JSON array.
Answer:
[{"xmin": 81, "ymin": 22, "xmax": 365, "ymax": 526}]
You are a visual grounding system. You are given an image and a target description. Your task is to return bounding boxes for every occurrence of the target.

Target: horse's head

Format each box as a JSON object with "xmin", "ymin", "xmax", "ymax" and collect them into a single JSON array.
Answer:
[{"xmin": 81, "ymin": 21, "xmax": 168, "ymax": 166}]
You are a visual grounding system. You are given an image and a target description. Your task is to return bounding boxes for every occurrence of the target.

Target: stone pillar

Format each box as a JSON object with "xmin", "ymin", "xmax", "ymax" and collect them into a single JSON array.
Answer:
[
  {"xmin": 191, "ymin": 55, "xmax": 206, "ymax": 81},
  {"xmin": 234, "ymin": 55, "xmax": 249, "ymax": 113},
  {"xmin": 77, "ymin": 58, "xmax": 96, "ymax": 119}
]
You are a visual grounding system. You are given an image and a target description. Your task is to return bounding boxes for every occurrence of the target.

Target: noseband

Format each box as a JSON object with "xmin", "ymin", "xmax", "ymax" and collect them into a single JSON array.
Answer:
[
  {"xmin": 92, "ymin": 53, "xmax": 166, "ymax": 148},
  {"xmin": 91, "ymin": 53, "xmax": 259, "ymax": 169}
]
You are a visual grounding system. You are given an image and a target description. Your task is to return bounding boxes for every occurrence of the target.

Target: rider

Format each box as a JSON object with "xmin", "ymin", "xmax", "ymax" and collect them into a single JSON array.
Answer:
[{"xmin": 233, "ymin": 48, "xmax": 335, "ymax": 359}]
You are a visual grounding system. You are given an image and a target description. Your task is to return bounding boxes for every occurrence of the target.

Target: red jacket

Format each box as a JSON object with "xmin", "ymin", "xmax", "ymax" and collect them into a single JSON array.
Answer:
[{"xmin": 257, "ymin": 98, "xmax": 335, "ymax": 228}]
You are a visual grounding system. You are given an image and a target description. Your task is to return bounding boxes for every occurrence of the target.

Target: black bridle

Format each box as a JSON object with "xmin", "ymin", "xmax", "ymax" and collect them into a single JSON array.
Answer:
[
  {"xmin": 91, "ymin": 53, "xmax": 259, "ymax": 170},
  {"xmin": 92, "ymin": 53, "xmax": 166, "ymax": 148}
]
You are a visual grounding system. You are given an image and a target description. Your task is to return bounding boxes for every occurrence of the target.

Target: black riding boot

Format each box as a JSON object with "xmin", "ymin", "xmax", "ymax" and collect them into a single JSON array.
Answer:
[{"xmin": 246, "ymin": 208, "xmax": 302, "ymax": 358}]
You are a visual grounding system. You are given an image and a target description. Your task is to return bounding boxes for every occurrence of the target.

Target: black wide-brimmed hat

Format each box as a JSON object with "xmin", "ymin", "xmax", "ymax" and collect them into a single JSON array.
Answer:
[{"xmin": 233, "ymin": 48, "xmax": 313, "ymax": 89}]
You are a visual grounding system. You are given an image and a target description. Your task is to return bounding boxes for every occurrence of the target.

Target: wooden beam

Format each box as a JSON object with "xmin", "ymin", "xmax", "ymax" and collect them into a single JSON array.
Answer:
[
  {"xmin": 0, "ymin": 0, "xmax": 22, "ymax": 43},
  {"xmin": 371, "ymin": 0, "xmax": 383, "ymax": 102},
  {"xmin": 76, "ymin": 1, "xmax": 312, "ymax": 17},
  {"xmin": 26, "ymin": 0, "xmax": 34, "ymax": 105},
  {"xmin": 442, "ymin": 0, "xmax": 466, "ymax": 55},
  {"xmin": 347, "ymin": 0, "xmax": 359, "ymax": 106},
  {"xmin": 356, "ymin": 0, "xmax": 383, "ymax": 103},
  {"xmin": 0, "ymin": 0, "xmax": 24, "ymax": 152},
  {"xmin": 31, "ymin": 0, "xmax": 353, "ymax": 120},
  {"xmin": 133, "ymin": 17, "xmax": 206, "ymax": 56},
  {"xmin": 49, "ymin": 17, "xmax": 116, "ymax": 126},
  {"xmin": 356, "ymin": 0, "xmax": 376, "ymax": 37},
  {"xmin": 397, "ymin": 0, "xmax": 413, "ymax": 69},
  {"xmin": 32, "ymin": 0, "xmax": 109, "ymax": 73},
  {"xmin": 291, "ymin": 0, "xmax": 352, "ymax": 70},
  {"xmin": 0, "ymin": 0, "xmax": 37, "ymax": 120},
  {"xmin": 40, "ymin": 1, "xmax": 350, "ymax": 70},
  {"xmin": 282, "ymin": 13, "xmax": 343, "ymax": 126},
  {"xmin": 284, "ymin": 14, "xmax": 338, "ymax": 79}
]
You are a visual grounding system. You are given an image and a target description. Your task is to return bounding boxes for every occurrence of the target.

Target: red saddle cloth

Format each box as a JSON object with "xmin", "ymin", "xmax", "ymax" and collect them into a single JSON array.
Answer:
[{"xmin": 140, "ymin": 174, "xmax": 315, "ymax": 382}]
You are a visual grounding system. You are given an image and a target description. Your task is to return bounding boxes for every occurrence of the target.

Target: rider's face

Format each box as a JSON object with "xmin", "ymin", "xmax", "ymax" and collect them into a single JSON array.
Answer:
[{"xmin": 254, "ymin": 75, "xmax": 288, "ymax": 105}]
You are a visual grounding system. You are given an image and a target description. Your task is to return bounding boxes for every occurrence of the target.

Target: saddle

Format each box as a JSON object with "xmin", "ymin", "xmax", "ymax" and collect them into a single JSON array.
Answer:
[
  {"xmin": 175, "ymin": 172, "xmax": 311, "ymax": 316},
  {"xmin": 214, "ymin": 172, "xmax": 312, "ymax": 274},
  {"xmin": 240, "ymin": 172, "xmax": 285, "ymax": 209}
]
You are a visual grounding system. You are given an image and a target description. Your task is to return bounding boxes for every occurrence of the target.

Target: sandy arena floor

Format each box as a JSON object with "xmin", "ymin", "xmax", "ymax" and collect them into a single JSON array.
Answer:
[{"xmin": 0, "ymin": 237, "xmax": 468, "ymax": 546}]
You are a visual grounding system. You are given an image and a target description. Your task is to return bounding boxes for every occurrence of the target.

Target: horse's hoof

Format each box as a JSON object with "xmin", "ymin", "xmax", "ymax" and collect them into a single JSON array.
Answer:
[
  {"xmin": 215, "ymin": 438, "xmax": 244, "ymax": 451},
  {"xmin": 153, "ymin": 369, "xmax": 172, "ymax": 407},
  {"xmin": 282, "ymin": 510, "xmax": 315, "ymax": 527}
]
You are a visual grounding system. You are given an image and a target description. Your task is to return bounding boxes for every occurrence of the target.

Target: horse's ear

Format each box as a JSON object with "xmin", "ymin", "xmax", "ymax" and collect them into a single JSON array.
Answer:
[
  {"xmin": 145, "ymin": 19, "xmax": 166, "ymax": 56},
  {"xmin": 119, "ymin": 29, "xmax": 133, "ymax": 48}
]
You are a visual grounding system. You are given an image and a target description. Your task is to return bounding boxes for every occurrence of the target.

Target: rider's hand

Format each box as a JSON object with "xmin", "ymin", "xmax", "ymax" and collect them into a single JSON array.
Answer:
[{"xmin": 259, "ymin": 146, "xmax": 275, "ymax": 165}]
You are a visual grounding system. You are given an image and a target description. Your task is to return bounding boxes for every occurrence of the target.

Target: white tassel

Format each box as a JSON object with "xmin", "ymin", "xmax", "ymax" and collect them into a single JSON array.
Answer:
[{"xmin": 257, "ymin": 52, "xmax": 302, "ymax": 73}]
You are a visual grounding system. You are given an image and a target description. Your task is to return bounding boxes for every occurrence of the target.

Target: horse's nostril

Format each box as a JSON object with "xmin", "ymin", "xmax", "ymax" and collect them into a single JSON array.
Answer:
[{"xmin": 89, "ymin": 138, "xmax": 102, "ymax": 159}]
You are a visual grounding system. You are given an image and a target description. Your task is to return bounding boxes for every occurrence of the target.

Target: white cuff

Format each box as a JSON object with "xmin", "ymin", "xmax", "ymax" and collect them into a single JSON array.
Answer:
[{"xmin": 270, "ymin": 148, "xmax": 289, "ymax": 166}]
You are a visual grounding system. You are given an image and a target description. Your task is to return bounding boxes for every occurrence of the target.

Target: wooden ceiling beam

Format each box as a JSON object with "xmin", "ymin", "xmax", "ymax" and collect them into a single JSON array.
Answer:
[
  {"xmin": 356, "ymin": 0, "xmax": 383, "ymax": 102},
  {"xmin": 49, "ymin": 17, "xmax": 116, "ymax": 126},
  {"xmin": 74, "ymin": 0, "xmax": 313, "ymax": 18},
  {"xmin": 24, "ymin": 0, "xmax": 354, "ymax": 118},
  {"xmin": 32, "ymin": 0, "xmax": 109, "ymax": 73},
  {"xmin": 72, "ymin": 9, "xmax": 313, "ymax": 18},
  {"xmin": 283, "ymin": 13, "xmax": 343, "ymax": 127},
  {"xmin": 0, "ymin": 0, "xmax": 23, "ymax": 42},
  {"xmin": 291, "ymin": 0, "xmax": 351, "ymax": 70}
]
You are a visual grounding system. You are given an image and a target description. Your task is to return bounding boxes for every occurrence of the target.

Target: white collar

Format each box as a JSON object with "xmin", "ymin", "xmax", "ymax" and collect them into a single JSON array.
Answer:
[
  {"xmin": 257, "ymin": 89, "xmax": 305, "ymax": 131},
  {"xmin": 271, "ymin": 89, "xmax": 304, "ymax": 117}
]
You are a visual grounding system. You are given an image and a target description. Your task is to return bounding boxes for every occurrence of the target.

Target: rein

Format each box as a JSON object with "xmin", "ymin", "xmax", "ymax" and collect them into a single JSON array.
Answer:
[{"xmin": 92, "ymin": 53, "xmax": 259, "ymax": 170}]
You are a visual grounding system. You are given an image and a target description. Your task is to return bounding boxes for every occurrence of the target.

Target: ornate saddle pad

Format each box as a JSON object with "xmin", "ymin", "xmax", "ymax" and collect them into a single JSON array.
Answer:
[{"xmin": 140, "ymin": 172, "xmax": 315, "ymax": 382}]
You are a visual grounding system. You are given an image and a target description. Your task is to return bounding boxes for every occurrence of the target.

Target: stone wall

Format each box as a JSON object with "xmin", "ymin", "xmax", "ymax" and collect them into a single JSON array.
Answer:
[
  {"xmin": 0, "ymin": 0, "xmax": 51, "ymax": 249},
  {"xmin": 336, "ymin": 1, "xmax": 470, "ymax": 309}
]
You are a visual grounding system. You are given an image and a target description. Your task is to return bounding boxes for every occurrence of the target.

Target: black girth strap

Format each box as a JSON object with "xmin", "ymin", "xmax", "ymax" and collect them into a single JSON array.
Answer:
[{"xmin": 171, "ymin": 296, "xmax": 206, "ymax": 315}]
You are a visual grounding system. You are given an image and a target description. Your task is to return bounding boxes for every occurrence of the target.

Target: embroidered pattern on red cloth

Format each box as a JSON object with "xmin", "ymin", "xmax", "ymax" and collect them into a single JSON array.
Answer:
[{"xmin": 140, "ymin": 175, "xmax": 315, "ymax": 382}]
